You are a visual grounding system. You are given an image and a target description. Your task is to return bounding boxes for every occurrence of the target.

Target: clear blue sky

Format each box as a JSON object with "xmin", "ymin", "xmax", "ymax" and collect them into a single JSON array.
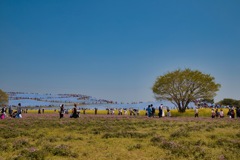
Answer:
[{"xmin": 0, "ymin": 0, "xmax": 240, "ymax": 103}]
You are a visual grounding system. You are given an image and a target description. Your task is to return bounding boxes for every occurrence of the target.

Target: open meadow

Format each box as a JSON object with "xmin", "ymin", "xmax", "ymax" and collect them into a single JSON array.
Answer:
[{"xmin": 0, "ymin": 110, "xmax": 239, "ymax": 160}]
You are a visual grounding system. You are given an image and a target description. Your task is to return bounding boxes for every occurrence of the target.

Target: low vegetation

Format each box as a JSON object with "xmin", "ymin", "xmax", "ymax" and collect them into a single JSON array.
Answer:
[{"xmin": 0, "ymin": 111, "xmax": 239, "ymax": 160}]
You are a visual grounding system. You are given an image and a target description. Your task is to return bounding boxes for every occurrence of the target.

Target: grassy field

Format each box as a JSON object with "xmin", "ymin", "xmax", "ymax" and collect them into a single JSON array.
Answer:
[{"xmin": 0, "ymin": 111, "xmax": 239, "ymax": 160}]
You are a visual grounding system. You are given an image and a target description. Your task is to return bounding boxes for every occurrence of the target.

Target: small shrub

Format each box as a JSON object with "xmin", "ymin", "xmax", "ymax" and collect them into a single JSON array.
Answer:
[
  {"xmin": 150, "ymin": 135, "xmax": 165, "ymax": 144},
  {"xmin": 91, "ymin": 129, "xmax": 101, "ymax": 135},
  {"xmin": 236, "ymin": 132, "xmax": 240, "ymax": 137},
  {"xmin": 9, "ymin": 155, "xmax": 25, "ymax": 160},
  {"xmin": 161, "ymin": 140, "xmax": 180, "ymax": 150},
  {"xmin": 36, "ymin": 133, "xmax": 45, "ymax": 139},
  {"xmin": 161, "ymin": 127, "xmax": 169, "ymax": 131},
  {"xmin": 75, "ymin": 136, "xmax": 83, "ymax": 141},
  {"xmin": 47, "ymin": 144, "xmax": 79, "ymax": 158},
  {"xmin": 52, "ymin": 145, "xmax": 70, "ymax": 156},
  {"xmin": 127, "ymin": 144, "xmax": 142, "ymax": 151},
  {"xmin": 205, "ymin": 126, "xmax": 215, "ymax": 132},
  {"xmin": 20, "ymin": 149, "xmax": 46, "ymax": 160},
  {"xmin": 13, "ymin": 139, "xmax": 30, "ymax": 150},
  {"xmin": 82, "ymin": 152, "xmax": 88, "ymax": 157},
  {"xmin": 161, "ymin": 140, "xmax": 188, "ymax": 158},
  {"xmin": 123, "ymin": 125, "xmax": 137, "ymax": 131},
  {"xmin": 102, "ymin": 131, "xmax": 150, "ymax": 139},
  {"xmin": 0, "ymin": 127, "xmax": 20, "ymax": 139},
  {"xmin": 47, "ymin": 137, "xmax": 58, "ymax": 142},
  {"xmin": 195, "ymin": 140, "xmax": 206, "ymax": 146},
  {"xmin": 102, "ymin": 133, "xmax": 112, "ymax": 139},
  {"xmin": 234, "ymin": 141, "xmax": 240, "ymax": 149},
  {"xmin": 209, "ymin": 134, "xmax": 217, "ymax": 139},
  {"xmin": 219, "ymin": 154, "xmax": 227, "ymax": 160},
  {"xmin": 63, "ymin": 135, "xmax": 74, "ymax": 141},
  {"xmin": 0, "ymin": 141, "xmax": 12, "ymax": 152},
  {"xmin": 186, "ymin": 125, "xmax": 202, "ymax": 132},
  {"xmin": 214, "ymin": 138, "xmax": 240, "ymax": 150},
  {"xmin": 170, "ymin": 129, "xmax": 189, "ymax": 138},
  {"xmin": 191, "ymin": 146, "xmax": 206, "ymax": 159}
]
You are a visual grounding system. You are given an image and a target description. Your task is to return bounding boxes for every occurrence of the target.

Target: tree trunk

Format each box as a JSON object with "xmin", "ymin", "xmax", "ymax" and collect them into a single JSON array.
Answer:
[
  {"xmin": 178, "ymin": 108, "xmax": 186, "ymax": 112},
  {"xmin": 177, "ymin": 100, "xmax": 191, "ymax": 113},
  {"xmin": 178, "ymin": 104, "xmax": 186, "ymax": 112}
]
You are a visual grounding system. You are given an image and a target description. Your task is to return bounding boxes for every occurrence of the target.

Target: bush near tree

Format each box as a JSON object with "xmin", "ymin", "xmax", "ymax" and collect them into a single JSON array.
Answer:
[
  {"xmin": 0, "ymin": 89, "xmax": 8, "ymax": 106},
  {"xmin": 218, "ymin": 98, "xmax": 240, "ymax": 107}
]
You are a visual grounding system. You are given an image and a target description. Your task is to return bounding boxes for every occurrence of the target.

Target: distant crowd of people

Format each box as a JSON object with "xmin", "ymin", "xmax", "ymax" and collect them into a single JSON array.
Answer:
[
  {"xmin": 210, "ymin": 107, "xmax": 240, "ymax": 118},
  {"xmin": 0, "ymin": 103, "xmax": 23, "ymax": 119},
  {"xmin": 145, "ymin": 104, "xmax": 171, "ymax": 118},
  {"xmin": 106, "ymin": 108, "xmax": 139, "ymax": 116},
  {"xmin": 59, "ymin": 103, "xmax": 80, "ymax": 119},
  {"xmin": 1, "ymin": 103, "xmax": 240, "ymax": 120}
]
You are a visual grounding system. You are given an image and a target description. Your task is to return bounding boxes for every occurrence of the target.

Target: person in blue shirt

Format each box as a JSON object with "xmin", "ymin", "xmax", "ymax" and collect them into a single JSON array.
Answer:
[{"xmin": 146, "ymin": 105, "xmax": 152, "ymax": 117}]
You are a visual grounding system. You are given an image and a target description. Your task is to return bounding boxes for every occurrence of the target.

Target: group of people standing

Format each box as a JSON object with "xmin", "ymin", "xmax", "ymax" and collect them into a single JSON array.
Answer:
[
  {"xmin": 59, "ymin": 103, "xmax": 79, "ymax": 119},
  {"xmin": 211, "ymin": 108, "xmax": 224, "ymax": 118},
  {"xmin": 211, "ymin": 107, "xmax": 240, "ymax": 118},
  {"xmin": 146, "ymin": 104, "xmax": 170, "ymax": 118},
  {"xmin": 226, "ymin": 107, "xmax": 240, "ymax": 118},
  {"xmin": 0, "ymin": 103, "xmax": 22, "ymax": 119},
  {"xmin": 106, "ymin": 108, "xmax": 138, "ymax": 116}
]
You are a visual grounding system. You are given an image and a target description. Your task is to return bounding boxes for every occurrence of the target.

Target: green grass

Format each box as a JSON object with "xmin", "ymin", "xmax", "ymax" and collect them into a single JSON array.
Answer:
[
  {"xmin": 170, "ymin": 108, "xmax": 230, "ymax": 117},
  {"xmin": 0, "ymin": 112, "xmax": 239, "ymax": 160}
]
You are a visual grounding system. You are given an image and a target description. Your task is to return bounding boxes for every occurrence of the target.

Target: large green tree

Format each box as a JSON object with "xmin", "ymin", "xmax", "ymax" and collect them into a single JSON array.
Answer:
[
  {"xmin": 0, "ymin": 89, "xmax": 8, "ymax": 106},
  {"xmin": 218, "ymin": 98, "xmax": 240, "ymax": 107},
  {"xmin": 152, "ymin": 69, "xmax": 221, "ymax": 112}
]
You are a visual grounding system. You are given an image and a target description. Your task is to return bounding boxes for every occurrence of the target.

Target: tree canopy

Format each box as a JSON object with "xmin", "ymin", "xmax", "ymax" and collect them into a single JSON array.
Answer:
[
  {"xmin": 218, "ymin": 98, "xmax": 240, "ymax": 107},
  {"xmin": 152, "ymin": 69, "xmax": 221, "ymax": 112},
  {"xmin": 0, "ymin": 89, "xmax": 8, "ymax": 106}
]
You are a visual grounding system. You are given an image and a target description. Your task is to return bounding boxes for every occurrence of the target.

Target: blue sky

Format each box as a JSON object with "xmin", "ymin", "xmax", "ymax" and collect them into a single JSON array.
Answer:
[{"xmin": 0, "ymin": 0, "xmax": 240, "ymax": 103}]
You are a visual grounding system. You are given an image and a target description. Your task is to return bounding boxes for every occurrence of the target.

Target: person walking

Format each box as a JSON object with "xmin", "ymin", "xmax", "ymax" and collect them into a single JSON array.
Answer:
[
  {"xmin": 231, "ymin": 109, "xmax": 235, "ymax": 119},
  {"xmin": 227, "ymin": 108, "xmax": 231, "ymax": 118},
  {"xmin": 59, "ymin": 104, "xmax": 64, "ymax": 119},
  {"xmin": 167, "ymin": 107, "xmax": 171, "ymax": 117},
  {"xmin": 220, "ymin": 109, "xmax": 224, "ymax": 118},
  {"xmin": 215, "ymin": 109, "xmax": 219, "ymax": 118},
  {"xmin": 211, "ymin": 109, "xmax": 215, "ymax": 118},
  {"xmin": 195, "ymin": 107, "xmax": 199, "ymax": 117},
  {"xmin": 8, "ymin": 106, "xmax": 13, "ymax": 117},
  {"xmin": 16, "ymin": 103, "xmax": 22, "ymax": 118},
  {"xmin": 146, "ymin": 105, "xmax": 152, "ymax": 117},
  {"xmin": 1, "ymin": 105, "xmax": 7, "ymax": 119},
  {"xmin": 152, "ymin": 105, "xmax": 155, "ymax": 118},
  {"xmin": 70, "ymin": 104, "xmax": 79, "ymax": 118},
  {"xmin": 95, "ymin": 108, "xmax": 98, "ymax": 115},
  {"xmin": 237, "ymin": 107, "xmax": 240, "ymax": 118},
  {"xmin": 162, "ymin": 105, "xmax": 165, "ymax": 117},
  {"xmin": 158, "ymin": 105, "xmax": 162, "ymax": 118}
]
